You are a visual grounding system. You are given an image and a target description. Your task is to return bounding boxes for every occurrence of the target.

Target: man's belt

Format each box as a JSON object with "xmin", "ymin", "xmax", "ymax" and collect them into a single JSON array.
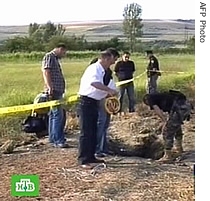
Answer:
[{"xmin": 80, "ymin": 95, "xmax": 98, "ymax": 103}]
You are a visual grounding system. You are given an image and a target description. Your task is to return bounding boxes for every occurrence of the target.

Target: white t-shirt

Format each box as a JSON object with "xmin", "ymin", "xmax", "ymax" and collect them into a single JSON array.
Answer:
[{"xmin": 79, "ymin": 62, "xmax": 116, "ymax": 100}]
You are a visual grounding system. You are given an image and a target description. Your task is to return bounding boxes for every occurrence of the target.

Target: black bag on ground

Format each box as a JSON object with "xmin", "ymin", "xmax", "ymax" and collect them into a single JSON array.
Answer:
[
  {"xmin": 22, "ymin": 116, "xmax": 47, "ymax": 133},
  {"xmin": 22, "ymin": 92, "xmax": 49, "ymax": 137}
]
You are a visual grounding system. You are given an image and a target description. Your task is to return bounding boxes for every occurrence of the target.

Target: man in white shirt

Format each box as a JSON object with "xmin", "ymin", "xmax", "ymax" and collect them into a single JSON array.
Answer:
[
  {"xmin": 78, "ymin": 50, "xmax": 119, "ymax": 168},
  {"xmin": 89, "ymin": 48, "xmax": 120, "ymax": 158}
]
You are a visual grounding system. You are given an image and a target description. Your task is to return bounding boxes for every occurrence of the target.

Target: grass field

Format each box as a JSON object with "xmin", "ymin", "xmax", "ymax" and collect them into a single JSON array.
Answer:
[
  {"xmin": 0, "ymin": 54, "xmax": 194, "ymax": 107},
  {"xmin": 0, "ymin": 54, "xmax": 194, "ymax": 138}
]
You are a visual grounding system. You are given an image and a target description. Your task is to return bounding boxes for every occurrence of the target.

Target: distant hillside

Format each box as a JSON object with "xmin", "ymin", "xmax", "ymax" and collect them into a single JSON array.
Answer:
[{"xmin": 0, "ymin": 19, "xmax": 195, "ymax": 42}]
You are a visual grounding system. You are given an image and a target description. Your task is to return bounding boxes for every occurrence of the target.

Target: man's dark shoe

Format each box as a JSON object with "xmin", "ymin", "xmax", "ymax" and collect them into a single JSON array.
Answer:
[
  {"xmin": 106, "ymin": 151, "xmax": 115, "ymax": 156},
  {"xmin": 90, "ymin": 158, "xmax": 105, "ymax": 163},
  {"xmin": 95, "ymin": 151, "xmax": 114, "ymax": 157},
  {"xmin": 95, "ymin": 153, "xmax": 106, "ymax": 158}
]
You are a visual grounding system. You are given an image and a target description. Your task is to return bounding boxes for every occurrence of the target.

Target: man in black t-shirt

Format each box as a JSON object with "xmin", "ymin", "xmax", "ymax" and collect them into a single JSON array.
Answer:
[
  {"xmin": 114, "ymin": 51, "xmax": 135, "ymax": 113},
  {"xmin": 143, "ymin": 90, "xmax": 192, "ymax": 162},
  {"xmin": 146, "ymin": 50, "xmax": 161, "ymax": 94}
]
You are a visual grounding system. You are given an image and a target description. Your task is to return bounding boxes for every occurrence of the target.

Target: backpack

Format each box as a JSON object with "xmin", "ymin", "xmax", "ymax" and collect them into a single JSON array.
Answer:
[
  {"xmin": 22, "ymin": 115, "xmax": 47, "ymax": 133},
  {"xmin": 22, "ymin": 92, "xmax": 49, "ymax": 137}
]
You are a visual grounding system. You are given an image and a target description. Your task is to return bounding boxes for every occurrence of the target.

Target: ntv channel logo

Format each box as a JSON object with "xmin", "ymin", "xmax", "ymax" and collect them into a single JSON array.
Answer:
[
  {"xmin": 16, "ymin": 179, "xmax": 35, "ymax": 192},
  {"xmin": 11, "ymin": 175, "xmax": 39, "ymax": 197}
]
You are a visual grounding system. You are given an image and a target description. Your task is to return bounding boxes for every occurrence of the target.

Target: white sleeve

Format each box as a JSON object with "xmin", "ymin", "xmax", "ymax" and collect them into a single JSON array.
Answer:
[{"xmin": 89, "ymin": 65, "xmax": 103, "ymax": 83}]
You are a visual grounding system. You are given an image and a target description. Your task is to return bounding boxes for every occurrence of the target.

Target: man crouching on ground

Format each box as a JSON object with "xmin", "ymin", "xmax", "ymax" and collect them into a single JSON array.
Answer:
[{"xmin": 143, "ymin": 90, "xmax": 193, "ymax": 162}]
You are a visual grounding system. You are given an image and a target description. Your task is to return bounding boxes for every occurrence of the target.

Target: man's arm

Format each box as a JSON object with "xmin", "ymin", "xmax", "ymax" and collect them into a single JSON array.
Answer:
[
  {"xmin": 131, "ymin": 61, "xmax": 136, "ymax": 77},
  {"xmin": 91, "ymin": 82, "xmax": 117, "ymax": 96},
  {"xmin": 152, "ymin": 105, "xmax": 167, "ymax": 122},
  {"xmin": 42, "ymin": 69, "xmax": 53, "ymax": 94},
  {"xmin": 41, "ymin": 54, "xmax": 53, "ymax": 94}
]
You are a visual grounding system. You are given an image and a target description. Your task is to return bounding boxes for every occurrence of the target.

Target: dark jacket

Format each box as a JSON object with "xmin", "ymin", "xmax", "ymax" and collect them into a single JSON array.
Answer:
[
  {"xmin": 145, "ymin": 90, "xmax": 187, "ymax": 113},
  {"xmin": 144, "ymin": 90, "xmax": 192, "ymax": 123}
]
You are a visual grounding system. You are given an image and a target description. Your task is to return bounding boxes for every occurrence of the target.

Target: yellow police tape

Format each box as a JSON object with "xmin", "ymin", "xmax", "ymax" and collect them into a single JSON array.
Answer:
[
  {"xmin": 148, "ymin": 70, "xmax": 186, "ymax": 74},
  {"xmin": 116, "ymin": 71, "xmax": 146, "ymax": 87},
  {"xmin": 115, "ymin": 70, "xmax": 187, "ymax": 87},
  {"xmin": 0, "ymin": 95, "xmax": 79, "ymax": 116},
  {"xmin": 0, "ymin": 70, "xmax": 187, "ymax": 115},
  {"xmin": 0, "ymin": 100, "xmax": 60, "ymax": 115}
]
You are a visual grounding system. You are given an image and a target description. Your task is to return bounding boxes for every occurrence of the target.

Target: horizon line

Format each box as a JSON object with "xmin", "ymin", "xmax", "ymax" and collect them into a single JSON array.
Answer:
[{"xmin": 0, "ymin": 18, "xmax": 195, "ymax": 27}]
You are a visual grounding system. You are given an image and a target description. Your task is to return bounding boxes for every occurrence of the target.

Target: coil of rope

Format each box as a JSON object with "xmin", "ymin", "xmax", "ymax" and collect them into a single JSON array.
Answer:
[{"xmin": 104, "ymin": 96, "xmax": 121, "ymax": 115}]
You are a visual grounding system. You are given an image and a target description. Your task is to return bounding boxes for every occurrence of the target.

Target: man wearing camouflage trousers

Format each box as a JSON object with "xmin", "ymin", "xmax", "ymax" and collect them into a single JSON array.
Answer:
[
  {"xmin": 145, "ymin": 50, "xmax": 161, "ymax": 94},
  {"xmin": 143, "ymin": 90, "xmax": 193, "ymax": 162}
]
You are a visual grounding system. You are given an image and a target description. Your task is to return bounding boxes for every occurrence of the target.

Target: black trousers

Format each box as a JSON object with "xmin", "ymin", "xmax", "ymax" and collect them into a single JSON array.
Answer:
[{"xmin": 78, "ymin": 96, "xmax": 99, "ymax": 165}]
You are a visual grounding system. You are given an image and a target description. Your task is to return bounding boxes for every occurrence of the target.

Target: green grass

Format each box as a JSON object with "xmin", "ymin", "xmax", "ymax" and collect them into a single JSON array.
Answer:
[
  {"xmin": 0, "ymin": 54, "xmax": 194, "ymax": 138},
  {"xmin": 0, "ymin": 54, "xmax": 194, "ymax": 107}
]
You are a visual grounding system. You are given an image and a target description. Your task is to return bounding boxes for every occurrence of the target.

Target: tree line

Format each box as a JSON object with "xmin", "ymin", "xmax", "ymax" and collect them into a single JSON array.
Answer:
[{"xmin": 0, "ymin": 3, "xmax": 195, "ymax": 54}]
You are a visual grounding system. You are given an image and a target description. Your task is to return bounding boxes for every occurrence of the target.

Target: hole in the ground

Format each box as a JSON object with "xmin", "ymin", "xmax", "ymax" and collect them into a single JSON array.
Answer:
[
  {"xmin": 29, "ymin": 108, "xmax": 165, "ymax": 160},
  {"xmin": 108, "ymin": 134, "xmax": 164, "ymax": 160},
  {"xmin": 27, "ymin": 131, "xmax": 164, "ymax": 160}
]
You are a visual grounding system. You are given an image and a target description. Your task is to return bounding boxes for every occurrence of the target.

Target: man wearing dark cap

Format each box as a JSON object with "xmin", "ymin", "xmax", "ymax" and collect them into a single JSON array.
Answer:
[
  {"xmin": 145, "ymin": 50, "xmax": 161, "ymax": 94},
  {"xmin": 143, "ymin": 90, "xmax": 193, "ymax": 162}
]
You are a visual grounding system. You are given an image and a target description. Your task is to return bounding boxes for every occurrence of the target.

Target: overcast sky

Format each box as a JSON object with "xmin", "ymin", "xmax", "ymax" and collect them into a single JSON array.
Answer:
[{"xmin": 0, "ymin": 0, "xmax": 195, "ymax": 25}]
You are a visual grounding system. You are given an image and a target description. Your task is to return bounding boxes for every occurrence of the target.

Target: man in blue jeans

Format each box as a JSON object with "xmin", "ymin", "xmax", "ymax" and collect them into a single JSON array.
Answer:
[
  {"xmin": 41, "ymin": 43, "xmax": 69, "ymax": 148},
  {"xmin": 95, "ymin": 78, "xmax": 117, "ymax": 157}
]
